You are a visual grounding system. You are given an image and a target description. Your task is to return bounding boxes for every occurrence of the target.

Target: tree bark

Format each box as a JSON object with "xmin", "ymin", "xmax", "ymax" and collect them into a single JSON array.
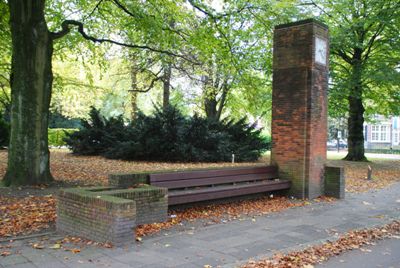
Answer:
[
  {"xmin": 204, "ymin": 94, "xmax": 218, "ymax": 121},
  {"xmin": 344, "ymin": 48, "xmax": 367, "ymax": 161},
  {"xmin": 130, "ymin": 63, "xmax": 138, "ymax": 121},
  {"xmin": 202, "ymin": 75, "xmax": 219, "ymax": 121},
  {"xmin": 4, "ymin": 0, "xmax": 54, "ymax": 185},
  {"xmin": 162, "ymin": 62, "xmax": 172, "ymax": 111}
]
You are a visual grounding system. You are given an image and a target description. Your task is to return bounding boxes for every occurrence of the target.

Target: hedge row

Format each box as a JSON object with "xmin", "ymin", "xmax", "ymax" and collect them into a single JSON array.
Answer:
[
  {"xmin": 48, "ymin": 128, "xmax": 78, "ymax": 147},
  {"xmin": 65, "ymin": 106, "xmax": 269, "ymax": 162},
  {"xmin": 0, "ymin": 123, "xmax": 77, "ymax": 148},
  {"xmin": 364, "ymin": 148, "xmax": 400, "ymax": 155}
]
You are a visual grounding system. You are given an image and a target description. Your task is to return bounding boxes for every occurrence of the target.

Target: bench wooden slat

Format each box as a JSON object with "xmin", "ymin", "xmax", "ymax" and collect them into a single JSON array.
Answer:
[
  {"xmin": 149, "ymin": 166, "xmax": 277, "ymax": 182},
  {"xmin": 168, "ymin": 180, "xmax": 291, "ymax": 205},
  {"xmin": 151, "ymin": 172, "xmax": 277, "ymax": 189}
]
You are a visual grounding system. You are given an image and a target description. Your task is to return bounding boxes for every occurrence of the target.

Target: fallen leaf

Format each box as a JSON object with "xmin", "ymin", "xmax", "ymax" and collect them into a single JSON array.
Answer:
[
  {"xmin": 32, "ymin": 243, "xmax": 44, "ymax": 249},
  {"xmin": 70, "ymin": 248, "xmax": 81, "ymax": 254},
  {"xmin": 0, "ymin": 251, "xmax": 11, "ymax": 256},
  {"xmin": 49, "ymin": 243, "xmax": 62, "ymax": 249}
]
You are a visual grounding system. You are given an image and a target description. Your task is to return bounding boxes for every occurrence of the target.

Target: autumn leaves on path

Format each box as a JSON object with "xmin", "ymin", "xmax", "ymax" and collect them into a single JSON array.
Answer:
[
  {"xmin": 0, "ymin": 195, "xmax": 333, "ymax": 240},
  {"xmin": 242, "ymin": 220, "xmax": 400, "ymax": 268}
]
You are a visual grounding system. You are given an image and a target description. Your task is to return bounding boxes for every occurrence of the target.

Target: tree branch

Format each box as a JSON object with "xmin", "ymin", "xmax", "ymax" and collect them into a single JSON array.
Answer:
[
  {"xmin": 331, "ymin": 49, "xmax": 353, "ymax": 64},
  {"xmin": 51, "ymin": 20, "xmax": 198, "ymax": 64},
  {"xmin": 128, "ymin": 68, "xmax": 163, "ymax": 93}
]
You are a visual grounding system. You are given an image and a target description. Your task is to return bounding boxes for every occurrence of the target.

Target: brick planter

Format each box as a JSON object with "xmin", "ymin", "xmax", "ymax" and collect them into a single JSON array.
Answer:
[{"xmin": 57, "ymin": 185, "xmax": 167, "ymax": 245}]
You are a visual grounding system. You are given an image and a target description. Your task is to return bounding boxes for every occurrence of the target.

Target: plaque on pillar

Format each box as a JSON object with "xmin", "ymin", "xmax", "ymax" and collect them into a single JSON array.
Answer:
[{"xmin": 271, "ymin": 19, "xmax": 329, "ymax": 199}]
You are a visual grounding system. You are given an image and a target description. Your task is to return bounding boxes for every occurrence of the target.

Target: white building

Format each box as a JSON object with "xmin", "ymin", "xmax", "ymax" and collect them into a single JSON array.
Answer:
[{"xmin": 364, "ymin": 115, "xmax": 400, "ymax": 149}]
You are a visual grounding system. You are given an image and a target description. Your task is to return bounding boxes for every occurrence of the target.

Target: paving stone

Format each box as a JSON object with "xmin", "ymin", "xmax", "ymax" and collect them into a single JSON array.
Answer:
[
  {"xmin": 3, "ymin": 263, "xmax": 36, "ymax": 268},
  {"xmin": 0, "ymin": 255, "xmax": 29, "ymax": 266}
]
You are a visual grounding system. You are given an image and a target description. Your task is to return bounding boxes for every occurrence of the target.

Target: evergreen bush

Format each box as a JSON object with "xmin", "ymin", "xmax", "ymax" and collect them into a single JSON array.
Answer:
[
  {"xmin": 66, "ymin": 106, "xmax": 269, "ymax": 162},
  {"xmin": 64, "ymin": 107, "xmax": 127, "ymax": 155},
  {"xmin": 0, "ymin": 114, "xmax": 9, "ymax": 147}
]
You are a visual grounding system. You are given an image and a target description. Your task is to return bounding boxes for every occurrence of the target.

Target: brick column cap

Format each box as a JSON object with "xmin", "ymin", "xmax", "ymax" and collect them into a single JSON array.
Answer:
[{"xmin": 275, "ymin": 18, "xmax": 328, "ymax": 30}]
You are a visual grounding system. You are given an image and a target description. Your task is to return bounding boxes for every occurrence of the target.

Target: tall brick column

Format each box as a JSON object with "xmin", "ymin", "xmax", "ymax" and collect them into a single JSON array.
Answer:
[{"xmin": 271, "ymin": 19, "xmax": 329, "ymax": 199}]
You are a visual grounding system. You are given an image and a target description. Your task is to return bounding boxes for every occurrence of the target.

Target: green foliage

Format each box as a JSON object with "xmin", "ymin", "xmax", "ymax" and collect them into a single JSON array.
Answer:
[
  {"xmin": 0, "ymin": 113, "xmax": 9, "ymax": 147},
  {"xmin": 49, "ymin": 111, "xmax": 81, "ymax": 129},
  {"xmin": 310, "ymin": 0, "xmax": 400, "ymax": 119},
  {"xmin": 48, "ymin": 128, "xmax": 77, "ymax": 147},
  {"xmin": 67, "ymin": 106, "xmax": 268, "ymax": 162},
  {"xmin": 64, "ymin": 107, "xmax": 128, "ymax": 155}
]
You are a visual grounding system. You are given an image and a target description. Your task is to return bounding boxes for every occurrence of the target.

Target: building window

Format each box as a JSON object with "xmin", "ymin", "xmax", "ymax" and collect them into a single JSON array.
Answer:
[
  {"xmin": 371, "ymin": 125, "xmax": 390, "ymax": 142},
  {"xmin": 395, "ymin": 132, "xmax": 399, "ymax": 144}
]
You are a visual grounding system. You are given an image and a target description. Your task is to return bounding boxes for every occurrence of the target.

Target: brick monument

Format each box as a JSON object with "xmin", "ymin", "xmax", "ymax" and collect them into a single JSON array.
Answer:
[{"xmin": 271, "ymin": 19, "xmax": 329, "ymax": 199}]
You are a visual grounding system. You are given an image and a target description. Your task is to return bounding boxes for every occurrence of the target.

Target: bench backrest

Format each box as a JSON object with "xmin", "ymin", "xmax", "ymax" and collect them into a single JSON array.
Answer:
[{"xmin": 149, "ymin": 166, "xmax": 278, "ymax": 190}]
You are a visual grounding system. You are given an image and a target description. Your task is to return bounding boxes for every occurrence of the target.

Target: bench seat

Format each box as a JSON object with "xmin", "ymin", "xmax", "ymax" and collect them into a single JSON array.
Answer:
[
  {"xmin": 168, "ymin": 179, "xmax": 291, "ymax": 205},
  {"xmin": 148, "ymin": 166, "xmax": 291, "ymax": 205}
]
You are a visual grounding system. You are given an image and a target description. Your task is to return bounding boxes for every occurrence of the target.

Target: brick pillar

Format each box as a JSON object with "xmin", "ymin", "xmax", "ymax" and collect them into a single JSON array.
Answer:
[{"xmin": 271, "ymin": 19, "xmax": 329, "ymax": 199}]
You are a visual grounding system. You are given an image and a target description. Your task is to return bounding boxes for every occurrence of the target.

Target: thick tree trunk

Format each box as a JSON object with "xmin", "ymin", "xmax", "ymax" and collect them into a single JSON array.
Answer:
[
  {"xmin": 4, "ymin": 0, "xmax": 54, "ymax": 185},
  {"xmin": 162, "ymin": 62, "xmax": 172, "ymax": 111},
  {"xmin": 344, "ymin": 49, "xmax": 367, "ymax": 161}
]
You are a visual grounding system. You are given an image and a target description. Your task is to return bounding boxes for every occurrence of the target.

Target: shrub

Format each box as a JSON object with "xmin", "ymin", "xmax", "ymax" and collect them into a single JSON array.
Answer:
[
  {"xmin": 0, "ymin": 114, "xmax": 9, "ymax": 147},
  {"xmin": 105, "ymin": 107, "xmax": 186, "ymax": 161},
  {"xmin": 64, "ymin": 107, "xmax": 127, "ymax": 155},
  {"xmin": 67, "ymin": 106, "xmax": 268, "ymax": 162},
  {"xmin": 49, "ymin": 111, "xmax": 81, "ymax": 128},
  {"xmin": 48, "ymin": 128, "xmax": 78, "ymax": 147}
]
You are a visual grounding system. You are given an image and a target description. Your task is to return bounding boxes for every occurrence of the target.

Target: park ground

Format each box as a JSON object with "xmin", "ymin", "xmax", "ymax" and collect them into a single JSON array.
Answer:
[{"xmin": 0, "ymin": 150, "xmax": 400, "ymax": 267}]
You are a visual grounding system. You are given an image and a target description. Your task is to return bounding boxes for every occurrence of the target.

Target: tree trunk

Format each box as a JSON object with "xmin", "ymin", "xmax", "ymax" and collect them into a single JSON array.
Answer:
[
  {"xmin": 202, "ymin": 75, "xmax": 219, "ymax": 121},
  {"xmin": 4, "ymin": 0, "xmax": 54, "ymax": 185},
  {"xmin": 344, "ymin": 49, "xmax": 367, "ymax": 161},
  {"xmin": 130, "ymin": 63, "xmax": 138, "ymax": 121},
  {"xmin": 204, "ymin": 94, "xmax": 218, "ymax": 121},
  {"xmin": 162, "ymin": 62, "xmax": 172, "ymax": 111}
]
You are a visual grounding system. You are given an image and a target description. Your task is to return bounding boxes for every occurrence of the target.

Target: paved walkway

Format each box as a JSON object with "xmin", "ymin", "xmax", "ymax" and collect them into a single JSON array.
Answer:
[
  {"xmin": 318, "ymin": 238, "xmax": 400, "ymax": 268},
  {"xmin": 1, "ymin": 183, "xmax": 400, "ymax": 268}
]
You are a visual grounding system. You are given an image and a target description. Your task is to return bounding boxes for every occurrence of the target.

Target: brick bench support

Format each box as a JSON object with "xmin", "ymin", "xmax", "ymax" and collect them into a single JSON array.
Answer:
[{"xmin": 57, "ymin": 185, "xmax": 167, "ymax": 245}]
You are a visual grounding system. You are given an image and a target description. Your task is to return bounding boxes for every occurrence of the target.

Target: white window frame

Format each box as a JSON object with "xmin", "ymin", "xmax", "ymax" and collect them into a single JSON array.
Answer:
[{"xmin": 371, "ymin": 124, "xmax": 390, "ymax": 143}]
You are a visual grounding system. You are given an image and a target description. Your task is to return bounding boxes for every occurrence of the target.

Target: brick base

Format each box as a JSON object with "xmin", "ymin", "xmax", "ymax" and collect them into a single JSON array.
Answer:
[
  {"xmin": 57, "ymin": 185, "xmax": 167, "ymax": 245},
  {"xmin": 324, "ymin": 166, "xmax": 345, "ymax": 199}
]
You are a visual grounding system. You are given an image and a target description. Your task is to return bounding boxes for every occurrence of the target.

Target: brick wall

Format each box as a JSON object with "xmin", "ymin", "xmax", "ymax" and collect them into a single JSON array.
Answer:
[
  {"xmin": 98, "ymin": 186, "xmax": 168, "ymax": 225},
  {"xmin": 271, "ymin": 19, "xmax": 329, "ymax": 199},
  {"xmin": 57, "ymin": 187, "xmax": 136, "ymax": 245},
  {"xmin": 57, "ymin": 185, "xmax": 168, "ymax": 245}
]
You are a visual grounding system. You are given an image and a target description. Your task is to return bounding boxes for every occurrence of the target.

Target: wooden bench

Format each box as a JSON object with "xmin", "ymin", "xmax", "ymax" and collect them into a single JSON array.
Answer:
[{"xmin": 149, "ymin": 166, "xmax": 291, "ymax": 205}]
